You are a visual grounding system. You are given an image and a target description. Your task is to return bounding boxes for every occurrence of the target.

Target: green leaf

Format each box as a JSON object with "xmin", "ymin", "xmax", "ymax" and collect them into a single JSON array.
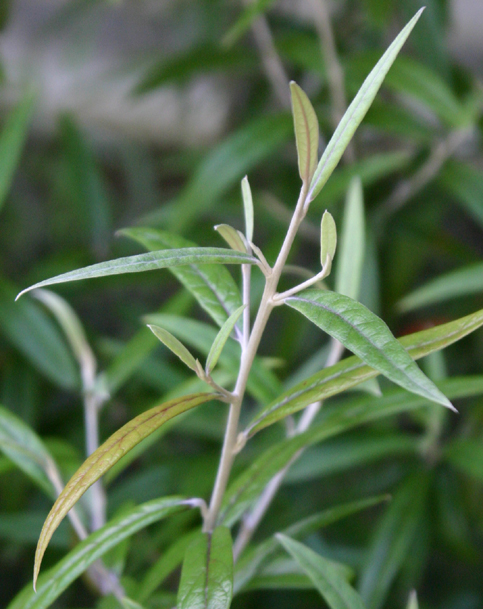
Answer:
[
  {"xmin": 222, "ymin": 377, "xmax": 483, "ymax": 526},
  {"xmin": 335, "ymin": 177, "xmax": 365, "ymax": 300},
  {"xmin": 33, "ymin": 393, "xmax": 215, "ymax": 587},
  {"xmin": 120, "ymin": 228, "xmax": 244, "ymax": 330},
  {"xmin": 235, "ymin": 496, "xmax": 388, "ymax": 593},
  {"xmin": 222, "ymin": 0, "xmax": 276, "ymax": 47},
  {"xmin": 320, "ymin": 211, "xmax": 337, "ymax": 266},
  {"xmin": 398, "ymin": 263, "xmax": 483, "ymax": 312},
  {"xmin": 178, "ymin": 526, "xmax": 233, "ymax": 609},
  {"xmin": 16, "ymin": 248, "xmax": 257, "ymax": 300},
  {"xmin": 215, "ymin": 224, "xmax": 248, "ymax": 253},
  {"xmin": 439, "ymin": 161, "xmax": 483, "ymax": 230},
  {"xmin": 277, "ymin": 535, "xmax": 366, "ymax": 609},
  {"xmin": 247, "ymin": 306, "xmax": 483, "ymax": 434},
  {"xmin": 407, "ymin": 591, "xmax": 418, "ymax": 609},
  {"xmin": 241, "ymin": 176, "xmax": 254, "ymax": 243},
  {"xmin": 290, "ymin": 81, "xmax": 319, "ymax": 185},
  {"xmin": 359, "ymin": 472, "xmax": 430, "ymax": 609},
  {"xmin": 444, "ymin": 438, "xmax": 483, "ymax": 484},
  {"xmin": 0, "ymin": 405, "xmax": 56, "ymax": 497},
  {"xmin": 0, "ymin": 92, "xmax": 35, "ymax": 212},
  {"xmin": 286, "ymin": 290, "xmax": 453, "ymax": 409},
  {"xmin": 206, "ymin": 305, "xmax": 246, "ymax": 373},
  {"xmin": 8, "ymin": 497, "xmax": 191, "ymax": 609},
  {"xmin": 308, "ymin": 9, "xmax": 423, "ymax": 203},
  {"xmin": 148, "ymin": 324, "xmax": 198, "ymax": 372},
  {"xmin": 0, "ymin": 279, "xmax": 79, "ymax": 390}
]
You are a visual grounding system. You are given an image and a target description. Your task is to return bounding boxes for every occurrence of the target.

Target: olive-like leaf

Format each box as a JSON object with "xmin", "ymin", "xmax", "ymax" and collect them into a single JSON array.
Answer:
[
  {"xmin": 277, "ymin": 534, "xmax": 366, "ymax": 609},
  {"xmin": 320, "ymin": 211, "xmax": 337, "ymax": 266},
  {"xmin": 241, "ymin": 176, "xmax": 254, "ymax": 244},
  {"xmin": 247, "ymin": 306, "xmax": 483, "ymax": 435},
  {"xmin": 286, "ymin": 290, "xmax": 453, "ymax": 409},
  {"xmin": 290, "ymin": 81, "xmax": 319, "ymax": 185},
  {"xmin": 335, "ymin": 177, "xmax": 365, "ymax": 300},
  {"xmin": 307, "ymin": 9, "xmax": 423, "ymax": 203},
  {"xmin": 8, "ymin": 497, "xmax": 191, "ymax": 609},
  {"xmin": 120, "ymin": 228, "xmax": 243, "ymax": 330},
  {"xmin": 407, "ymin": 591, "xmax": 419, "ymax": 609},
  {"xmin": 16, "ymin": 248, "xmax": 257, "ymax": 300},
  {"xmin": 215, "ymin": 224, "xmax": 248, "ymax": 253},
  {"xmin": 178, "ymin": 526, "xmax": 233, "ymax": 609},
  {"xmin": 33, "ymin": 393, "xmax": 215, "ymax": 588},
  {"xmin": 148, "ymin": 324, "xmax": 198, "ymax": 372},
  {"xmin": 206, "ymin": 305, "xmax": 246, "ymax": 373}
]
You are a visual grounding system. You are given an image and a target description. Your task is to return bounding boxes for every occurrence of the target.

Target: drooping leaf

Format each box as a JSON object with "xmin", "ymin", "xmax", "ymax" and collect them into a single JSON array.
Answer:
[
  {"xmin": 8, "ymin": 497, "xmax": 191, "ymax": 609},
  {"xmin": 120, "ymin": 228, "xmax": 243, "ymax": 329},
  {"xmin": 247, "ymin": 306, "xmax": 483, "ymax": 434},
  {"xmin": 320, "ymin": 211, "xmax": 337, "ymax": 266},
  {"xmin": 148, "ymin": 324, "xmax": 198, "ymax": 372},
  {"xmin": 0, "ymin": 405, "xmax": 56, "ymax": 497},
  {"xmin": 290, "ymin": 81, "xmax": 319, "ymax": 186},
  {"xmin": 178, "ymin": 526, "xmax": 233, "ymax": 609},
  {"xmin": 308, "ymin": 9, "xmax": 423, "ymax": 203},
  {"xmin": 16, "ymin": 248, "xmax": 257, "ymax": 300},
  {"xmin": 241, "ymin": 176, "xmax": 254, "ymax": 243},
  {"xmin": 206, "ymin": 305, "xmax": 246, "ymax": 373},
  {"xmin": 398, "ymin": 263, "xmax": 483, "ymax": 312},
  {"xmin": 277, "ymin": 535, "xmax": 366, "ymax": 609},
  {"xmin": 33, "ymin": 393, "xmax": 215, "ymax": 587},
  {"xmin": 286, "ymin": 290, "xmax": 453, "ymax": 409},
  {"xmin": 335, "ymin": 177, "xmax": 365, "ymax": 300},
  {"xmin": 0, "ymin": 92, "xmax": 35, "ymax": 212},
  {"xmin": 221, "ymin": 377, "xmax": 483, "ymax": 526},
  {"xmin": 215, "ymin": 224, "xmax": 248, "ymax": 253}
]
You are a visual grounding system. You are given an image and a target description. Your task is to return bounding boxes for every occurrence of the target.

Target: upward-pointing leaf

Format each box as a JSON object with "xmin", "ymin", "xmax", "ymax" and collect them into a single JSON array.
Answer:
[
  {"xmin": 148, "ymin": 324, "xmax": 198, "ymax": 372},
  {"xmin": 286, "ymin": 290, "xmax": 454, "ymax": 410},
  {"xmin": 320, "ymin": 211, "xmax": 337, "ymax": 266},
  {"xmin": 178, "ymin": 526, "xmax": 233, "ymax": 609},
  {"xmin": 308, "ymin": 9, "xmax": 424, "ymax": 203},
  {"xmin": 241, "ymin": 176, "xmax": 254, "ymax": 243},
  {"xmin": 16, "ymin": 248, "xmax": 257, "ymax": 300},
  {"xmin": 290, "ymin": 81, "xmax": 319, "ymax": 185},
  {"xmin": 33, "ymin": 393, "xmax": 215, "ymax": 588},
  {"xmin": 206, "ymin": 305, "xmax": 246, "ymax": 373}
]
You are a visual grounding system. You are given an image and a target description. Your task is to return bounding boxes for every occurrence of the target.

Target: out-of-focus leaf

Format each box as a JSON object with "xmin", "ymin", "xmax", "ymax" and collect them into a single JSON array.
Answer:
[
  {"xmin": 206, "ymin": 305, "xmax": 246, "ymax": 373},
  {"xmin": 277, "ymin": 534, "xmax": 366, "ymax": 609},
  {"xmin": 33, "ymin": 393, "xmax": 215, "ymax": 587},
  {"xmin": 359, "ymin": 472, "xmax": 430, "ymax": 609},
  {"xmin": 286, "ymin": 290, "xmax": 453, "ymax": 408},
  {"xmin": 320, "ymin": 211, "xmax": 337, "ymax": 266},
  {"xmin": 16, "ymin": 248, "xmax": 257, "ymax": 300},
  {"xmin": 235, "ymin": 496, "xmax": 388, "ymax": 593},
  {"xmin": 0, "ymin": 511, "xmax": 69, "ymax": 547},
  {"xmin": 444, "ymin": 438, "xmax": 483, "ymax": 484},
  {"xmin": 308, "ymin": 9, "xmax": 423, "ymax": 203},
  {"xmin": 8, "ymin": 497, "xmax": 191, "ymax": 609},
  {"xmin": 120, "ymin": 228, "xmax": 243, "ymax": 330},
  {"xmin": 0, "ymin": 279, "xmax": 79, "ymax": 389},
  {"xmin": 178, "ymin": 526, "xmax": 233, "ymax": 609},
  {"xmin": 0, "ymin": 92, "xmax": 35, "ymax": 212},
  {"xmin": 290, "ymin": 81, "xmax": 319, "ymax": 186},
  {"xmin": 148, "ymin": 324, "xmax": 198, "ymax": 372},
  {"xmin": 439, "ymin": 161, "xmax": 483, "ymax": 230},
  {"xmin": 335, "ymin": 177, "xmax": 365, "ymax": 300},
  {"xmin": 398, "ymin": 263, "xmax": 483, "ymax": 312},
  {"xmin": 223, "ymin": 0, "xmax": 276, "ymax": 47},
  {"xmin": 407, "ymin": 590, "xmax": 418, "ymax": 609},
  {"xmin": 215, "ymin": 224, "xmax": 248, "ymax": 253},
  {"xmin": 246, "ymin": 307, "xmax": 483, "ymax": 435},
  {"xmin": 241, "ymin": 176, "xmax": 254, "ymax": 243},
  {"xmin": 0, "ymin": 405, "xmax": 55, "ymax": 497},
  {"xmin": 221, "ymin": 377, "xmax": 483, "ymax": 526}
]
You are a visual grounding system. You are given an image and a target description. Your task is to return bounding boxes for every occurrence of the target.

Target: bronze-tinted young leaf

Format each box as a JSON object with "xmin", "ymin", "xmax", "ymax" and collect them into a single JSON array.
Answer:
[
  {"xmin": 16, "ymin": 248, "xmax": 257, "ymax": 300},
  {"xmin": 178, "ymin": 526, "xmax": 233, "ymax": 609},
  {"xmin": 320, "ymin": 211, "xmax": 337, "ymax": 266},
  {"xmin": 148, "ymin": 324, "xmax": 198, "ymax": 372},
  {"xmin": 290, "ymin": 81, "xmax": 319, "ymax": 185},
  {"xmin": 33, "ymin": 393, "xmax": 215, "ymax": 588}
]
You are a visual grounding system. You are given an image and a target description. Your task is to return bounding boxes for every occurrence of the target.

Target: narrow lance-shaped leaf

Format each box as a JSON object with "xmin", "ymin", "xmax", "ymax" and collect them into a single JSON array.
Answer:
[
  {"xmin": 206, "ymin": 305, "xmax": 246, "ymax": 373},
  {"xmin": 8, "ymin": 497, "xmax": 192, "ymax": 609},
  {"xmin": 308, "ymin": 9, "xmax": 424, "ymax": 203},
  {"xmin": 320, "ymin": 211, "xmax": 337, "ymax": 266},
  {"xmin": 336, "ymin": 176, "xmax": 365, "ymax": 300},
  {"xmin": 241, "ymin": 176, "xmax": 254, "ymax": 244},
  {"xmin": 407, "ymin": 591, "xmax": 419, "ymax": 609},
  {"xmin": 247, "ymin": 306, "xmax": 483, "ymax": 435},
  {"xmin": 178, "ymin": 526, "xmax": 233, "ymax": 609},
  {"xmin": 215, "ymin": 224, "xmax": 248, "ymax": 253},
  {"xmin": 148, "ymin": 324, "xmax": 198, "ymax": 372},
  {"xmin": 286, "ymin": 290, "xmax": 454, "ymax": 410},
  {"xmin": 290, "ymin": 81, "xmax": 319, "ymax": 185},
  {"xmin": 33, "ymin": 393, "xmax": 215, "ymax": 588},
  {"xmin": 277, "ymin": 534, "xmax": 366, "ymax": 609}
]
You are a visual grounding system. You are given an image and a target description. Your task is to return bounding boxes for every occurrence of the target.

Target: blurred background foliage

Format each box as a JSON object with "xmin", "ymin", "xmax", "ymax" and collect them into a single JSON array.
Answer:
[{"xmin": 0, "ymin": 0, "xmax": 483, "ymax": 607}]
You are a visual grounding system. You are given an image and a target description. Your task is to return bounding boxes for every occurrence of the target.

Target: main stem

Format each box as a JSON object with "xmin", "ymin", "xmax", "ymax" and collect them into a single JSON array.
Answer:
[{"xmin": 203, "ymin": 184, "xmax": 309, "ymax": 532}]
